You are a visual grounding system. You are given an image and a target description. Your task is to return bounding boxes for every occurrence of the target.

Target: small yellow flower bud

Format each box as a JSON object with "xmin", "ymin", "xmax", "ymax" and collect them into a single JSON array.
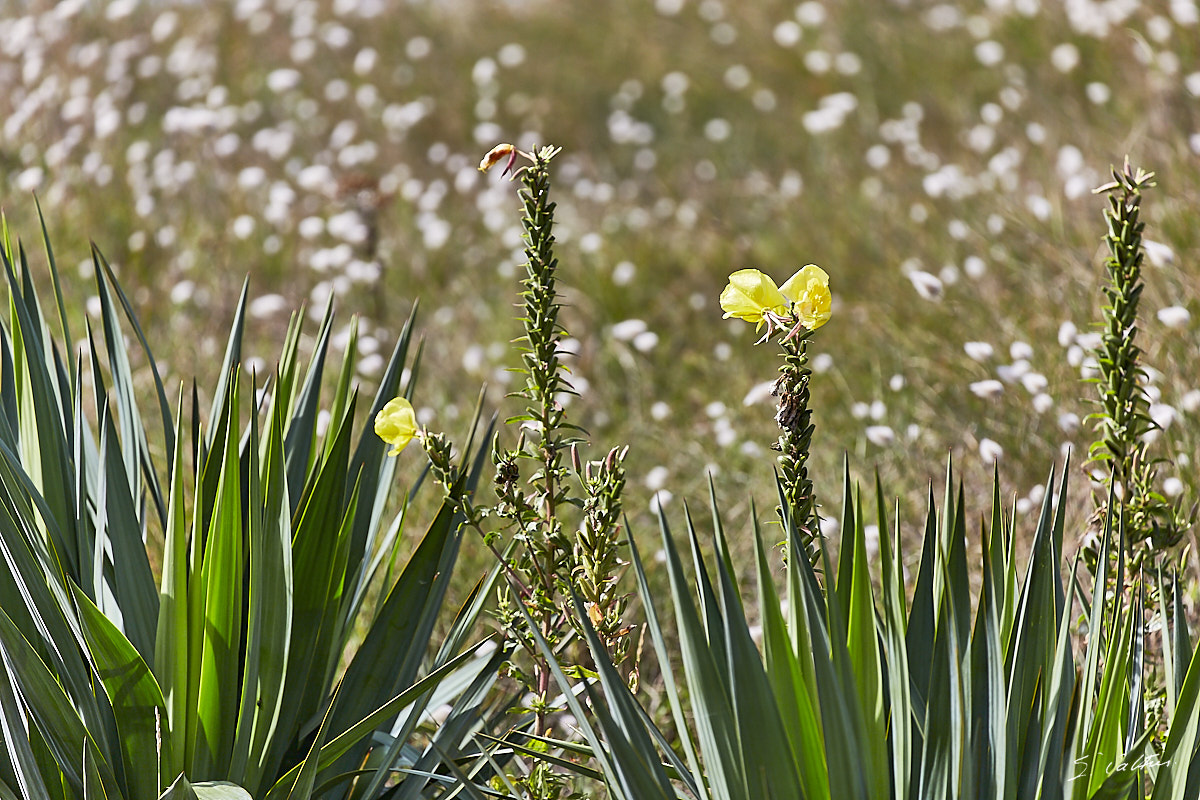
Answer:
[{"xmin": 478, "ymin": 143, "xmax": 516, "ymax": 173}]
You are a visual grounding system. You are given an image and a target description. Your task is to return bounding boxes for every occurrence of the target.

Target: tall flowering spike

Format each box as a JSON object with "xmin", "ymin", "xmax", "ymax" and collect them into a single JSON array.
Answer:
[
  {"xmin": 1086, "ymin": 158, "xmax": 1188, "ymax": 571},
  {"xmin": 374, "ymin": 397, "xmax": 418, "ymax": 455},
  {"xmin": 720, "ymin": 268, "xmax": 789, "ymax": 327},
  {"xmin": 778, "ymin": 264, "xmax": 832, "ymax": 331},
  {"xmin": 720, "ymin": 263, "xmax": 832, "ymax": 565}
]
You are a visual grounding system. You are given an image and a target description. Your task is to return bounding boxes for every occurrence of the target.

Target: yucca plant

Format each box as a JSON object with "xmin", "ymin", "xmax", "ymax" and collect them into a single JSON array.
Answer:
[
  {"xmin": 0, "ymin": 212, "xmax": 506, "ymax": 799},
  {"xmin": 522, "ymin": 461, "xmax": 1200, "ymax": 799}
]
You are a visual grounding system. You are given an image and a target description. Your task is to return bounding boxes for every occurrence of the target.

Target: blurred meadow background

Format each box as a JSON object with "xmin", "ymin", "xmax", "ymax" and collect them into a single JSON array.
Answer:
[{"xmin": 3, "ymin": 0, "xmax": 1200, "ymax": 569}]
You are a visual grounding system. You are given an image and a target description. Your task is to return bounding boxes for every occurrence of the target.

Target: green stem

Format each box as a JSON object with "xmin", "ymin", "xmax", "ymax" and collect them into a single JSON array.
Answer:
[{"xmin": 775, "ymin": 332, "xmax": 820, "ymax": 562}]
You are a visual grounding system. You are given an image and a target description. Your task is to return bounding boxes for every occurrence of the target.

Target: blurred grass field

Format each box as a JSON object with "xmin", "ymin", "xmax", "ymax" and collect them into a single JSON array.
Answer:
[{"xmin": 3, "ymin": 0, "xmax": 1200, "ymax": 578}]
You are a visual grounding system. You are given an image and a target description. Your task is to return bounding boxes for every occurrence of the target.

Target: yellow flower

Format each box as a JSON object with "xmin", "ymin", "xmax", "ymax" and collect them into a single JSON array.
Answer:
[
  {"xmin": 478, "ymin": 143, "xmax": 516, "ymax": 173},
  {"xmin": 720, "ymin": 265, "xmax": 831, "ymax": 332},
  {"xmin": 719, "ymin": 269, "xmax": 790, "ymax": 327},
  {"xmin": 779, "ymin": 264, "xmax": 832, "ymax": 331},
  {"xmin": 374, "ymin": 397, "xmax": 419, "ymax": 456}
]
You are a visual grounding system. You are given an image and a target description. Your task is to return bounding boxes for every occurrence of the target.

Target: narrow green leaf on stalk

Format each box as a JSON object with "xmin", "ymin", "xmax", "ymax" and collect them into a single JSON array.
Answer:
[
  {"xmin": 1149, "ymin": 584, "xmax": 1200, "ymax": 800},
  {"xmin": 313, "ymin": 471, "xmax": 362, "ymax": 695},
  {"xmin": 0, "ymin": 444, "xmax": 115, "ymax": 756},
  {"xmin": 876, "ymin": 480, "xmax": 911, "ymax": 800},
  {"xmin": 1076, "ymin": 492, "xmax": 1115, "ymax": 772},
  {"xmin": 713, "ymin": 518, "xmax": 804, "ymax": 799},
  {"xmin": 631, "ymin": 516, "xmax": 703, "ymax": 790},
  {"xmin": 756, "ymin": 530, "xmax": 829, "ymax": 800},
  {"xmin": 969, "ymin": 513, "xmax": 1007, "ymax": 800},
  {"xmin": 206, "ymin": 278, "xmax": 248, "ymax": 454},
  {"xmin": 944, "ymin": 483, "xmax": 972, "ymax": 649},
  {"xmin": 917, "ymin": 538, "xmax": 969, "ymax": 800},
  {"xmin": 91, "ymin": 246, "xmax": 176, "ymax": 499},
  {"xmin": 906, "ymin": 494, "xmax": 940, "ymax": 728},
  {"xmin": 0, "ymin": 653, "xmax": 53, "ymax": 800},
  {"xmin": 1082, "ymin": 578, "xmax": 1132, "ymax": 798},
  {"xmin": 283, "ymin": 295, "xmax": 335, "ymax": 512},
  {"xmin": 1125, "ymin": 582, "xmax": 1147, "ymax": 788},
  {"xmin": 93, "ymin": 408, "xmax": 159, "ymax": 663},
  {"xmin": 832, "ymin": 466, "xmax": 856, "ymax": 626},
  {"xmin": 781, "ymin": 482, "xmax": 823, "ymax": 756},
  {"xmin": 0, "ymin": 324, "xmax": 17, "ymax": 445},
  {"xmin": 71, "ymin": 583, "xmax": 170, "ymax": 799},
  {"xmin": 230, "ymin": 381, "xmax": 293, "ymax": 796},
  {"xmin": 33, "ymin": 200, "xmax": 73, "ymax": 394},
  {"xmin": 659, "ymin": 505, "xmax": 743, "ymax": 798},
  {"xmin": 1006, "ymin": 466, "xmax": 1061, "ymax": 794},
  {"xmin": 3, "ymin": 244, "xmax": 78, "ymax": 577},
  {"xmin": 69, "ymin": 351, "xmax": 97, "ymax": 612},
  {"xmin": 841, "ymin": 476, "xmax": 888, "ymax": 800},
  {"xmin": 327, "ymin": 316, "xmax": 358, "ymax": 456},
  {"xmin": 709, "ymin": 481, "xmax": 741, "ymax": 611},
  {"xmin": 191, "ymin": 372, "xmax": 245, "ymax": 775},
  {"xmin": 155, "ymin": 387, "xmax": 190, "ymax": 783},
  {"xmin": 1036, "ymin": 558, "xmax": 1080, "ymax": 800},
  {"xmin": 684, "ymin": 503, "xmax": 729, "ymax": 692},
  {"xmin": 259, "ymin": 390, "xmax": 352, "ymax": 780},
  {"xmin": 91, "ymin": 244, "xmax": 156, "ymax": 528},
  {"xmin": 1159, "ymin": 566, "xmax": 1176, "ymax": 718},
  {"xmin": 985, "ymin": 469, "xmax": 1011, "ymax": 651},
  {"xmin": 341, "ymin": 301, "xmax": 419, "ymax": 622},
  {"xmin": 1171, "ymin": 570, "xmax": 1191, "ymax": 706},
  {"xmin": 0, "ymin": 604, "xmax": 121, "ymax": 796},
  {"xmin": 791, "ymin": 537, "xmax": 871, "ymax": 800}
]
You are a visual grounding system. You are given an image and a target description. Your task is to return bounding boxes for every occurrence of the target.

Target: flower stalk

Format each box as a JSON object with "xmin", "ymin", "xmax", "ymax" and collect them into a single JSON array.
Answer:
[
  {"xmin": 1087, "ymin": 158, "xmax": 1188, "ymax": 572},
  {"xmin": 720, "ymin": 264, "xmax": 831, "ymax": 563},
  {"xmin": 774, "ymin": 331, "xmax": 821, "ymax": 563},
  {"xmin": 385, "ymin": 144, "xmax": 633, "ymax": 800}
]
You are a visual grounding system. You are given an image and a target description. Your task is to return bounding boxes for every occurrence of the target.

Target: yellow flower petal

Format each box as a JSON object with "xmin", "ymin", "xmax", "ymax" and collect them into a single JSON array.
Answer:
[
  {"xmin": 374, "ymin": 397, "xmax": 418, "ymax": 456},
  {"xmin": 719, "ymin": 268, "xmax": 789, "ymax": 325},
  {"xmin": 478, "ymin": 143, "xmax": 516, "ymax": 172},
  {"xmin": 778, "ymin": 264, "xmax": 832, "ymax": 331}
]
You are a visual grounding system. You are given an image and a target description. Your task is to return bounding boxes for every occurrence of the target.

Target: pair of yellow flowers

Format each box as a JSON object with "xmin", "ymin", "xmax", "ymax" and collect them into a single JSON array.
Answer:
[
  {"xmin": 375, "ymin": 265, "xmax": 832, "ymax": 456},
  {"xmin": 719, "ymin": 264, "xmax": 832, "ymax": 335}
]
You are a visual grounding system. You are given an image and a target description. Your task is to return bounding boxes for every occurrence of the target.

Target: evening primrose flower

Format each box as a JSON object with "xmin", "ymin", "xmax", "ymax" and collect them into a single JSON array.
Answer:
[
  {"xmin": 720, "ymin": 269, "xmax": 789, "ymax": 326},
  {"xmin": 720, "ymin": 264, "xmax": 831, "ymax": 340},
  {"xmin": 374, "ymin": 397, "xmax": 419, "ymax": 455}
]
